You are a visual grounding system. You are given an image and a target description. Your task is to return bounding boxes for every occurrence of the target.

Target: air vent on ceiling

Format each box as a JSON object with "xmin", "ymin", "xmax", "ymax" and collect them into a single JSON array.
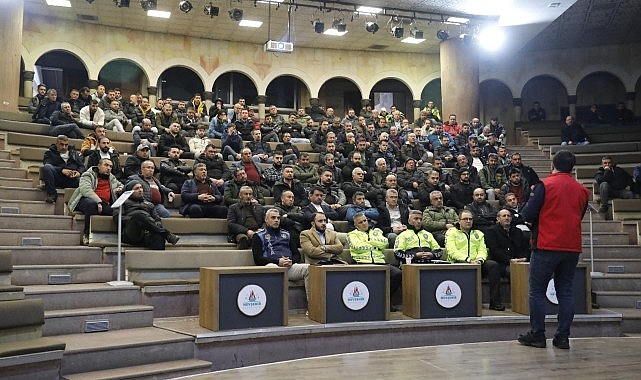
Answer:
[
  {"xmin": 368, "ymin": 44, "xmax": 388, "ymax": 50},
  {"xmin": 77, "ymin": 14, "xmax": 99, "ymax": 22},
  {"xmin": 548, "ymin": 2, "xmax": 561, "ymax": 7}
]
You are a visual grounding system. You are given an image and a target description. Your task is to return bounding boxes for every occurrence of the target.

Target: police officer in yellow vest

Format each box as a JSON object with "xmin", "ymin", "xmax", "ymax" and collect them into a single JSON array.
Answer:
[{"xmin": 394, "ymin": 210, "xmax": 443, "ymax": 264}]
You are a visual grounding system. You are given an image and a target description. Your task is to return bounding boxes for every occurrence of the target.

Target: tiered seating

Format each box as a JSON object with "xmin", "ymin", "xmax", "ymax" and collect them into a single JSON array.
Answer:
[{"xmin": 0, "ymin": 251, "xmax": 66, "ymax": 378}]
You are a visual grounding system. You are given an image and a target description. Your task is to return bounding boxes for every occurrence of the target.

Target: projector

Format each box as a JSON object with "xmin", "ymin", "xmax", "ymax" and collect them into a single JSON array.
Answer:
[{"xmin": 265, "ymin": 40, "xmax": 294, "ymax": 53}]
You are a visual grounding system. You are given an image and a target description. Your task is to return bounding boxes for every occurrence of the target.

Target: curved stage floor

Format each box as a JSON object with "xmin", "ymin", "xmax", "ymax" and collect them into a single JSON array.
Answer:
[{"xmin": 178, "ymin": 336, "xmax": 641, "ymax": 379}]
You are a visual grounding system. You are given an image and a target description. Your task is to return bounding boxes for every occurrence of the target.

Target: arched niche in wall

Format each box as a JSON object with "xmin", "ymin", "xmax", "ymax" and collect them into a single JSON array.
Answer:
[
  {"xmin": 318, "ymin": 77, "xmax": 363, "ymax": 118},
  {"xmin": 34, "ymin": 49, "xmax": 89, "ymax": 98},
  {"xmin": 265, "ymin": 75, "xmax": 311, "ymax": 111},
  {"xmin": 575, "ymin": 71, "xmax": 626, "ymax": 123},
  {"xmin": 158, "ymin": 66, "xmax": 204, "ymax": 102},
  {"xmin": 212, "ymin": 71, "xmax": 258, "ymax": 108},
  {"xmin": 420, "ymin": 78, "xmax": 442, "ymax": 112},
  {"xmin": 98, "ymin": 59, "xmax": 149, "ymax": 98},
  {"xmin": 520, "ymin": 75, "xmax": 568, "ymax": 122}
]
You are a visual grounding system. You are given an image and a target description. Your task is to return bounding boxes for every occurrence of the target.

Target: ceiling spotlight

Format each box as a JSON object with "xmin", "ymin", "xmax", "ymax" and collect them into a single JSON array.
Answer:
[
  {"xmin": 114, "ymin": 0, "xmax": 130, "ymax": 7},
  {"xmin": 436, "ymin": 30, "xmax": 449, "ymax": 41},
  {"xmin": 411, "ymin": 28, "xmax": 424, "ymax": 39},
  {"xmin": 179, "ymin": 1, "xmax": 192, "ymax": 13},
  {"xmin": 140, "ymin": 0, "xmax": 157, "ymax": 12},
  {"xmin": 229, "ymin": 8, "xmax": 243, "ymax": 21},
  {"xmin": 334, "ymin": 19, "xmax": 346, "ymax": 33},
  {"xmin": 313, "ymin": 19, "xmax": 325, "ymax": 33},
  {"xmin": 365, "ymin": 21, "xmax": 379, "ymax": 34},
  {"xmin": 459, "ymin": 33, "xmax": 473, "ymax": 44},
  {"xmin": 392, "ymin": 26, "xmax": 404, "ymax": 38},
  {"xmin": 204, "ymin": 2, "xmax": 219, "ymax": 17},
  {"xmin": 86, "ymin": 0, "xmax": 95, "ymax": 3}
]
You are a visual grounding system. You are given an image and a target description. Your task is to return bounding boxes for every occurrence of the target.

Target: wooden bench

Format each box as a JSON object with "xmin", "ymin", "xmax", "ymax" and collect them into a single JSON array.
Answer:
[
  {"xmin": 549, "ymin": 142, "xmax": 641, "ymax": 155},
  {"xmin": 88, "ymin": 215, "xmax": 233, "ymax": 247},
  {"xmin": 612, "ymin": 199, "xmax": 641, "ymax": 221}
]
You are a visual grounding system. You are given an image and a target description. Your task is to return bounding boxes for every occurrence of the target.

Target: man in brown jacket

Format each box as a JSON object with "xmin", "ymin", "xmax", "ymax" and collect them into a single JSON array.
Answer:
[{"xmin": 300, "ymin": 212, "xmax": 345, "ymax": 264}]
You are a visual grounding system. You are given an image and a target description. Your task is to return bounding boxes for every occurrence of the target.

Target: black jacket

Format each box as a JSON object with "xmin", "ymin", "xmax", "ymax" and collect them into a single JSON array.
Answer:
[
  {"xmin": 484, "ymin": 224, "xmax": 529, "ymax": 265},
  {"xmin": 43, "ymin": 144, "xmax": 85, "ymax": 173}
]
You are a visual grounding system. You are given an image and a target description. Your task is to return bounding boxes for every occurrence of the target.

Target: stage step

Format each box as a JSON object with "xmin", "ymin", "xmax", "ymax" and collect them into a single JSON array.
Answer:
[
  {"xmin": 0, "ymin": 199, "xmax": 56, "ymax": 215},
  {"xmin": 0, "ymin": 214, "xmax": 75, "ymax": 230},
  {"xmin": 582, "ymin": 232, "xmax": 630, "ymax": 246},
  {"xmin": 4, "ymin": 246, "xmax": 103, "ymax": 266},
  {"xmin": 605, "ymin": 308, "xmax": 641, "ymax": 334},
  {"xmin": 62, "ymin": 358, "xmax": 212, "ymax": 380},
  {"xmin": 593, "ymin": 291, "xmax": 641, "ymax": 309},
  {"xmin": 23, "ymin": 283, "xmax": 140, "ymax": 311},
  {"xmin": 0, "ymin": 167, "xmax": 28, "ymax": 179},
  {"xmin": 584, "ymin": 258, "xmax": 641, "ymax": 274},
  {"xmin": 0, "ymin": 176, "xmax": 33, "ymax": 187},
  {"xmin": 44, "ymin": 305, "xmax": 154, "ymax": 336},
  {"xmin": 59, "ymin": 327, "xmax": 196, "ymax": 375},
  {"xmin": 12, "ymin": 264, "xmax": 114, "ymax": 285},
  {"xmin": 581, "ymin": 245, "xmax": 641, "ymax": 259},
  {"xmin": 0, "ymin": 229, "xmax": 82, "ymax": 246},
  {"xmin": 592, "ymin": 274, "xmax": 641, "ymax": 292}
]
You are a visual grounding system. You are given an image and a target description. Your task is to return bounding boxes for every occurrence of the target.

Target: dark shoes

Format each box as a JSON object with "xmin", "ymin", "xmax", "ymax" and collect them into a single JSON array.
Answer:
[
  {"xmin": 236, "ymin": 235, "xmax": 251, "ymax": 249},
  {"xmin": 45, "ymin": 194, "xmax": 58, "ymax": 204},
  {"xmin": 598, "ymin": 206, "xmax": 608, "ymax": 213},
  {"xmin": 489, "ymin": 304, "xmax": 506, "ymax": 311},
  {"xmin": 166, "ymin": 233, "xmax": 180, "ymax": 245},
  {"xmin": 517, "ymin": 331, "xmax": 546, "ymax": 348},
  {"xmin": 552, "ymin": 336, "xmax": 570, "ymax": 349}
]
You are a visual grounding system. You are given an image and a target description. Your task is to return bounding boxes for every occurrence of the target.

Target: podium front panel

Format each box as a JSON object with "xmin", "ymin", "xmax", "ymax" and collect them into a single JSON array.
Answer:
[
  {"xmin": 199, "ymin": 267, "xmax": 287, "ymax": 331},
  {"xmin": 325, "ymin": 270, "xmax": 387, "ymax": 323},
  {"xmin": 419, "ymin": 267, "xmax": 480, "ymax": 318}
]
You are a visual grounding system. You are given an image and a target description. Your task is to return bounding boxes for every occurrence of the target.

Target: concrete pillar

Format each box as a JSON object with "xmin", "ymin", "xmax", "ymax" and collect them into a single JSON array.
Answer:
[
  {"xmin": 509, "ymin": 98, "xmax": 523, "ymax": 146},
  {"xmin": 87, "ymin": 79, "xmax": 99, "ymax": 95},
  {"xmin": 257, "ymin": 95, "xmax": 267, "ymax": 120},
  {"xmin": 567, "ymin": 95, "xmax": 577, "ymax": 118},
  {"xmin": 440, "ymin": 38, "xmax": 478, "ymax": 123},
  {"xmin": 625, "ymin": 92, "xmax": 635, "ymax": 114},
  {"xmin": 203, "ymin": 91, "xmax": 213, "ymax": 115},
  {"xmin": 412, "ymin": 99, "xmax": 422, "ymax": 123},
  {"xmin": 23, "ymin": 70, "xmax": 34, "ymax": 99},
  {"xmin": 0, "ymin": 0, "xmax": 24, "ymax": 113},
  {"xmin": 147, "ymin": 86, "xmax": 158, "ymax": 106}
]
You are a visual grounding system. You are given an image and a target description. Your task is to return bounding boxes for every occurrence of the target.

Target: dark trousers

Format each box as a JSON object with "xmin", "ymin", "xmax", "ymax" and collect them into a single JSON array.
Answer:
[
  {"xmin": 75, "ymin": 197, "xmax": 113, "ymax": 235},
  {"xmin": 528, "ymin": 250, "xmax": 580, "ymax": 339},
  {"xmin": 122, "ymin": 210, "xmax": 168, "ymax": 250},
  {"xmin": 182, "ymin": 203, "xmax": 227, "ymax": 218},
  {"xmin": 49, "ymin": 123, "xmax": 84, "ymax": 139},
  {"xmin": 41, "ymin": 164, "xmax": 79, "ymax": 196},
  {"xmin": 482, "ymin": 259, "xmax": 503, "ymax": 306}
]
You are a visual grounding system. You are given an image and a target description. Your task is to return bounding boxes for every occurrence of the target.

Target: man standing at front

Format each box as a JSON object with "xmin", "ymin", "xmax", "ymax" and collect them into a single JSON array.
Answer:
[
  {"xmin": 518, "ymin": 150, "xmax": 590, "ymax": 350},
  {"xmin": 252, "ymin": 208, "xmax": 309, "ymax": 302}
]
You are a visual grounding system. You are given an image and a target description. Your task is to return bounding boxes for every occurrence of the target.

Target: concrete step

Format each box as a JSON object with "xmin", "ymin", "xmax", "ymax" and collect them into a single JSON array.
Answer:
[
  {"xmin": 581, "ymin": 220, "xmax": 623, "ymax": 232},
  {"xmin": 592, "ymin": 274, "xmax": 641, "ymax": 292},
  {"xmin": 582, "ymin": 232, "xmax": 630, "ymax": 245},
  {"xmin": 0, "ymin": 214, "xmax": 74, "ymax": 230},
  {"xmin": 44, "ymin": 305, "xmax": 154, "ymax": 336},
  {"xmin": 0, "ymin": 167, "xmax": 28, "ymax": 178},
  {"xmin": 0, "ymin": 158, "xmax": 19, "ymax": 167},
  {"xmin": 0, "ymin": 176, "xmax": 33, "ymax": 187},
  {"xmin": 59, "ymin": 327, "xmax": 196, "ymax": 375},
  {"xmin": 0, "ymin": 199, "xmax": 56, "ymax": 215},
  {"xmin": 604, "ymin": 308, "xmax": 641, "ymax": 334},
  {"xmin": 583, "ymin": 259, "xmax": 641, "ymax": 274},
  {"xmin": 580, "ymin": 245, "xmax": 641, "ymax": 259},
  {"xmin": 12, "ymin": 264, "xmax": 114, "ymax": 285},
  {"xmin": 23, "ymin": 283, "xmax": 141, "ymax": 311},
  {"xmin": 3, "ymin": 246, "xmax": 103, "ymax": 265},
  {"xmin": 0, "ymin": 185, "xmax": 48, "ymax": 201},
  {"xmin": 593, "ymin": 291, "xmax": 641, "ymax": 309},
  {"xmin": 62, "ymin": 358, "xmax": 212, "ymax": 380},
  {"xmin": 0, "ymin": 229, "xmax": 82, "ymax": 246},
  {"xmin": 0, "ymin": 150, "xmax": 11, "ymax": 160}
]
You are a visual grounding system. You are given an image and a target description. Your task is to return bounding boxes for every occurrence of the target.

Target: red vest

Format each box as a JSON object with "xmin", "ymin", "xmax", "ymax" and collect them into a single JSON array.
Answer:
[{"xmin": 537, "ymin": 172, "xmax": 590, "ymax": 253}]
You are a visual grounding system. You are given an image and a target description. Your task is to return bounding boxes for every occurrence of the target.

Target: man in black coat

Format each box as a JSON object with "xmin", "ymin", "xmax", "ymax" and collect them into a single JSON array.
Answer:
[
  {"xmin": 42, "ymin": 135, "xmax": 85, "ymax": 203},
  {"xmin": 484, "ymin": 209, "xmax": 529, "ymax": 311}
]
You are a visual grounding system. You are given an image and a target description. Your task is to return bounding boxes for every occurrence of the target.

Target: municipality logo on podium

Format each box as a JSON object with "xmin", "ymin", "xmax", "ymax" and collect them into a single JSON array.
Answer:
[
  {"xmin": 237, "ymin": 284, "xmax": 267, "ymax": 316},
  {"xmin": 342, "ymin": 281, "xmax": 370, "ymax": 311},
  {"xmin": 435, "ymin": 280, "xmax": 462, "ymax": 308}
]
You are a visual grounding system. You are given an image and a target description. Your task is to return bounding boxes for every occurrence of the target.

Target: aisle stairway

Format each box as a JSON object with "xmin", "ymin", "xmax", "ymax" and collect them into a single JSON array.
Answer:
[{"xmin": 0, "ymin": 148, "xmax": 212, "ymax": 379}]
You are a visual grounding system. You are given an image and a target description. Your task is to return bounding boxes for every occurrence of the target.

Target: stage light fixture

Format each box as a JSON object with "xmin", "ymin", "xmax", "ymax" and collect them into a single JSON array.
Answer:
[
  {"xmin": 411, "ymin": 28, "xmax": 423, "ymax": 39},
  {"xmin": 140, "ymin": 0, "xmax": 157, "ymax": 12},
  {"xmin": 229, "ymin": 8, "xmax": 244, "ymax": 21},
  {"xmin": 436, "ymin": 30, "xmax": 449, "ymax": 41},
  {"xmin": 392, "ymin": 26, "xmax": 404, "ymax": 38},
  {"xmin": 179, "ymin": 1, "xmax": 193, "ymax": 13},
  {"xmin": 204, "ymin": 2, "xmax": 219, "ymax": 17},
  {"xmin": 114, "ymin": 0, "xmax": 130, "ymax": 7},
  {"xmin": 313, "ymin": 19, "xmax": 325, "ymax": 33},
  {"xmin": 335, "ymin": 20, "xmax": 346, "ymax": 33},
  {"xmin": 86, "ymin": 0, "xmax": 95, "ymax": 4},
  {"xmin": 365, "ymin": 21, "xmax": 379, "ymax": 34}
]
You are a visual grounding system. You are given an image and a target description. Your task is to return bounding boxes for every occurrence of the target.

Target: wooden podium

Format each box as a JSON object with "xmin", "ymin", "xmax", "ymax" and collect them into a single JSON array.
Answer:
[
  {"xmin": 402, "ymin": 263, "xmax": 481, "ymax": 319},
  {"xmin": 308, "ymin": 264, "xmax": 389, "ymax": 323},
  {"xmin": 199, "ymin": 266, "xmax": 288, "ymax": 331},
  {"xmin": 510, "ymin": 262, "xmax": 591, "ymax": 315}
]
